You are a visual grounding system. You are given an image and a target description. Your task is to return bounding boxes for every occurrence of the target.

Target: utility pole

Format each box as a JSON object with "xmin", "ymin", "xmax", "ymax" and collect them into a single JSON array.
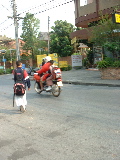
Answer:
[
  {"xmin": 48, "ymin": 16, "xmax": 50, "ymax": 56},
  {"xmin": 13, "ymin": 0, "xmax": 20, "ymax": 60},
  {"xmin": 9, "ymin": 0, "xmax": 20, "ymax": 60}
]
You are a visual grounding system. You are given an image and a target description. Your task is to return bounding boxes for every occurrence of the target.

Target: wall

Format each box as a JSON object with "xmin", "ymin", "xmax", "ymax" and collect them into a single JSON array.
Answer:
[
  {"xmin": 75, "ymin": 0, "xmax": 120, "ymax": 18},
  {"xmin": 99, "ymin": 0, "xmax": 120, "ymax": 11},
  {"xmin": 87, "ymin": 0, "xmax": 93, "ymax": 4},
  {"xmin": 100, "ymin": 68, "xmax": 120, "ymax": 80},
  {"xmin": 3, "ymin": 56, "xmax": 72, "ymax": 69},
  {"xmin": 79, "ymin": 0, "xmax": 96, "ymax": 17},
  {"xmin": 1, "ymin": 61, "xmax": 11, "ymax": 69},
  {"xmin": 58, "ymin": 56, "xmax": 72, "ymax": 66},
  {"xmin": 74, "ymin": 0, "xmax": 120, "ymax": 28}
]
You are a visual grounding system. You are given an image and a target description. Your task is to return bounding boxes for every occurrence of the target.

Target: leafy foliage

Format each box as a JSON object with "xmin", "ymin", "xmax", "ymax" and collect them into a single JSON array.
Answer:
[
  {"xmin": 0, "ymin": 70, "xmax": 4, "ymax": 75},
  {"xmin": 87, "ymin": 50, "xmax": 94, "ymax": 65},
  {"xmin": 20, "ymin": 13, "xmax": 41, "ymax": 59},
  {"xmin": 6, "ymin": 69, "xmax": 13, "ymax": 74},
  {"xmin": 0, "ymin": 49, "xmax": 16, "ymax": 63},
  {"xmin": 113, "ymin": 61, "xmax": 120, "ymax": 68},
  {"xmin": 97, "ymin": 57, "xmax": 120, "ymax": 68},
  {"xmin": 0, "ymin": 69, "xmax": 13, "ymax": 75},
  {"xmin": 83, "ymin": 58, "xmax": 90, "ymax": 68},
  {"xmin": 82, "ymin": 50, "xmax": 94, "ymax": 68},
  {"xmin": 60, "ymin": 65, "xmax": 72, "ymax": 71},
  {"xmin": 89, "ymin": 14, "xmax": 120, "ymax": 57},
  {"xmin": 50, "ymin": 20, "xmax": 74, "ymax": 57}
]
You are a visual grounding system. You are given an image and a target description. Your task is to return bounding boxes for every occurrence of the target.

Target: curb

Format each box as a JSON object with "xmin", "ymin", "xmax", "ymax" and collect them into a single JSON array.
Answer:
[
  {"xmin": 30, "ymin": 77, "xmax": 120, "ymax": 87},
  {"xmin": 62, "ymin": 81, "xmax": 120, "ymax": 87}
]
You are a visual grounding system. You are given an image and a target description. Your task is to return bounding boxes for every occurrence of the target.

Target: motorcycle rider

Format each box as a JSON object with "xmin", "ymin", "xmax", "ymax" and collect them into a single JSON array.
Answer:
[
  {"xmin": 42, "ymin": 58, "xmax": 45, "ymax": 66},
  {"xmin": 36, "ymin": 56, "xmax": 54, "ymax": 91}
]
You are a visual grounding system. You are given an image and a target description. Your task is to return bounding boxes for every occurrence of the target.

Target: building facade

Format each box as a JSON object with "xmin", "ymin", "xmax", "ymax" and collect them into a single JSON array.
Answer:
[{"xmin": 70, "ymin": 0, "xmax": 120, "ymax": 40}]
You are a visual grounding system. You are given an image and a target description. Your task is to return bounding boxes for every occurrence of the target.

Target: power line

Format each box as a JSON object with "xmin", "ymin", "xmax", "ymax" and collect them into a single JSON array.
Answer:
[
  {"xmin": 0, "ymin": 1, "xmax": 13, "ymax": 32},
  {"xmin": 0, "ymin": 1, "xmax": 50, "ymax": 29},
  {"xmin": 0, "ymin": 4, "xmax": 12, "ymax": 13},
  {"xmin": 17, "ymin": 0, "xmax": 74, "ymax": 16},
  {"xmin": 0, "ymin": 23, "xmax": 13, "ymax": 31},
  {"xmin": 0, "ymin": 0, "xmax": 74, "ymax": 32},
  {"xmin": 17, "ymin": 0, "xmax": 55, "ymax": 16},
  {"xmin": 0, "ymin": 19, "xmax": 8, "ymax": 26}
]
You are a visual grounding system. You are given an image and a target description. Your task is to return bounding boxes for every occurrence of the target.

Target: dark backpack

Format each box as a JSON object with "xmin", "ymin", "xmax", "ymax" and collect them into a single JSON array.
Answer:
[
  {"xmin": 13, "ymin": 69, "xmax": 25, "ymax": 96},
  {"xmin": 14, "ymin": 83, "xmax": 25, "ymax": 96},
  {"xmin": 14, "ymin": 68, "xmax": 24, "ymax": 83}
]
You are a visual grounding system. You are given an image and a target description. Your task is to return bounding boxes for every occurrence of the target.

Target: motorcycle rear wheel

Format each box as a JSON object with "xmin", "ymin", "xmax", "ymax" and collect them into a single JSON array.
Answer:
[
  {"xmin": 34, "ymin": 82, "xmax": 42, "ymax": 94},
  {"xmin": 52, "ymin": 84, "xmax": 61, "ymax": 97}
]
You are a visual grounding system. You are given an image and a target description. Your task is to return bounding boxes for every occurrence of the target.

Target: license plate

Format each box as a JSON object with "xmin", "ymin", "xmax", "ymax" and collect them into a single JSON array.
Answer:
[{"xmin": 57, "ymin": 81, "xmax": 63, "ymax": 86}]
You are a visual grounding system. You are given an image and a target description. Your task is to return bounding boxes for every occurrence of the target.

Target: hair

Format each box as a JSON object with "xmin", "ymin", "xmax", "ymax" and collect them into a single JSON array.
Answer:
[
  {"xmin": 16, "ymin": 60, "xmax": 22, "ymax": 67},
  {"xmin": 50, "ymin": 60, "xmax": 54, "ymax": 64}
]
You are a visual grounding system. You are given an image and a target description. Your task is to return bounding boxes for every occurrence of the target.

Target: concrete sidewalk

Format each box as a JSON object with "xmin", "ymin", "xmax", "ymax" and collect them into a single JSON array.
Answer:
[{"xmin": 61, "ymin": 68, "xmax": 120, "ymax": 87}]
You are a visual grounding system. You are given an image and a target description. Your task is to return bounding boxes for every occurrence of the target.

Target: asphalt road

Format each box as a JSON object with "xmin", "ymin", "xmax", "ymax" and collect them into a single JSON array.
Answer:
[{"xmin": 0, "ymin": 74, "xmax": 120, "ymax": 160}]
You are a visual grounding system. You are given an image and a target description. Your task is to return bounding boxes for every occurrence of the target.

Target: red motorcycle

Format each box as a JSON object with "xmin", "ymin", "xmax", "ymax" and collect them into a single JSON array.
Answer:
[{"xmin": 33, "ymin": 67, "xmax": 63, "ymax": 97}]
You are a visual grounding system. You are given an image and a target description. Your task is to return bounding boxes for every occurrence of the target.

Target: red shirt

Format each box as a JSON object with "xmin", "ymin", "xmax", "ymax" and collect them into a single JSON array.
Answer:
[{"xmin": 37, "ymin": 62, "xmax": 51, "ymax": 74}]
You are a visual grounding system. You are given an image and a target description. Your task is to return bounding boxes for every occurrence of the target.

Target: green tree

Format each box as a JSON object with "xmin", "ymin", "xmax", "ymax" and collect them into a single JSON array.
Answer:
[
  {"xmin": 50, "ymin": 20, "xmax": 74, "ymax": 57},
  {"xmin": 37, "ymin": 38, "xmax": 48, "ymax": 55},
  {"xmin": 89, "ymin": 15, "xmax": 120, "ymax": 58},
  {"xmin": 20, "ymin": 13, "xmax": 40, "ymax": 59}
]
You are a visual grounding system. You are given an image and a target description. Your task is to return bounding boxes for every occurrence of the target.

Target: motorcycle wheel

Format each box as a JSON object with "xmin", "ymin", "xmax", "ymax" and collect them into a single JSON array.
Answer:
[
  {"xmin": 52, "ymin": 84, "xmax": 61, "ymax": 97},
  {"xmin": 34, "ymin": 82, "xmax": 42, "ymax": 94}
]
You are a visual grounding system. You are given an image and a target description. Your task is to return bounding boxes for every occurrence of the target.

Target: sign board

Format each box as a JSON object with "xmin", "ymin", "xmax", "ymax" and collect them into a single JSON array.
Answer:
[
  {"xmin": 93, "ymin": 46, "xmax": 102, "ymax": 54},
  {"xmin": 93, "ymin": 46, "xmax": 103, "ymax": 63},
  {"xmin": 37, "ymin": 54, "xmax": 46, "ymax": 67},
  {"xmin": 0, "ymin": 66, "xmax": 4, "ymax": 69},
  {"xmin": 112, "ymin": 13, "xmax": 120, "ymax": 24},
  {"xmin": 22, "ymin": 64, "xmax": 26, "ymax": 69},
  {"xmin": 49, "ymin": 53, "xmax": 58, "ymax": 66},
  {"xmin": 0, "ymin": 50, "xmax": 6, "ymax": 53},
  {"xmin": 2, "ymin": 59, "xmax": 6, "ymax": 62},
  {"xmin": 71, "ymin": 37, "xmax": 76, "ymax": 44},
  {"xmin": 37, "ymin": 53, "xmax": 58, "ymax": 67},
  {"xmin": 59, "ymin": 61, "xmax": 68, "ymax": 68},
  {"xmin": 71, "ymin": 55, "xmax": 82, "ymax": 67}
]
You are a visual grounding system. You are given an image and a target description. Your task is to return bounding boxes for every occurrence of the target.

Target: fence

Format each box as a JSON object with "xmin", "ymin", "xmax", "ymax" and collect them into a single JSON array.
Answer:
[{"xmin": 1, "ymin": 56, "xmax": 72, "ymax": 69}]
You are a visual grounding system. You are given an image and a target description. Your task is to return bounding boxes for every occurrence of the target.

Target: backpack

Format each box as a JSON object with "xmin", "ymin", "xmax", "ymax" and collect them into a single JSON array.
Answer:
[
  {"xmin": 14, "ymin": 68, "xmax": 24, "ymax": 83},
  {"xmin": 53, "ymin": 67, "xmax": 62, "ymax": 79},
  {"xmin": 13, "ymin": 68, "xmax": 25, "ymax": 96},
  {"xmin": 14, "ymin": 83, "xmax": 25, "ymax": 96}
]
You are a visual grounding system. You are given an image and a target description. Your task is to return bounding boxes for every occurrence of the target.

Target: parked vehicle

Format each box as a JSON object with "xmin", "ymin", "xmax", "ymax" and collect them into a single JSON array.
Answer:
[
  {"xmin": 25, "ymin": 66, "xmax": 34, "ymax": 76},
  {"xmin": 33, "ymin": 67, "xmax": 63, "ymax": 97}
]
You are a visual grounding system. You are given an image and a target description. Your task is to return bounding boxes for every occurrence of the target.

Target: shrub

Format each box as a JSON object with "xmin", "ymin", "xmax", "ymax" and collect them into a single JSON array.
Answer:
[
  {"xmin": 113, "ymin": 61, "xmax": 120, "ymax": 68},
  {"xmin": 104, "ymin": 57, "xmax": 114, "ymax": 66},
  {"xmin": 97, "ymin": 60, "xmax": 109, "ymax": 68},
  {"xmin": 97, "ymin": 57, "xmax": 120, "ymax": 69},
  {"xmin": 0, "ymin": 69, "xmax": 13, "ymax": 75},
  {"xmin": 83, "ymin": 58, "xmax": 90, "ymax": 68},
  {"xmin": 6, "ymin": 69, "xmax": 13, "ymax": 74},
  {"xmin": 60, "ymin": 65, "xmax": 72, "ymax": 71},
  {"xmin": 0, "ymin": 70, "xmax": 4, "ymax": 75},
  {"xmin": 67, "ymin": 65, "xmax": 72, "ymax": 70}
]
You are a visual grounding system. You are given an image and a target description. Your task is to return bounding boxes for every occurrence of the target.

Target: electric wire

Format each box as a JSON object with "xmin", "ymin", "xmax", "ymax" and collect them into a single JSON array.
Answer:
[
  {"xmin": 0, "ymin": 0, "xmax": 74, "ymax": 34},
  {"xmin": 0, "ymin": 4, "xmax": 12, "ymax": 13}
]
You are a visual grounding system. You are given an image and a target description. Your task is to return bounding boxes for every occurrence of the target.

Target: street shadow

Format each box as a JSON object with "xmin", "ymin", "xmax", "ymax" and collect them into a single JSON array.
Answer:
[
  {"xmin": 28, "ymin": 92, "xmax": 53, "ymax": 99},
  {"xmin": 0, "ymin": 108, "xmax": 22, "ymax": 115}
]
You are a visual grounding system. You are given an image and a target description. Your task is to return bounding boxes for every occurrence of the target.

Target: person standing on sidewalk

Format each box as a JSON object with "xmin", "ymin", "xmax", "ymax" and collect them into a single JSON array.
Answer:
[{"xmin": 13, "ymin": 60, "xmax": 31, "ymax": 112}]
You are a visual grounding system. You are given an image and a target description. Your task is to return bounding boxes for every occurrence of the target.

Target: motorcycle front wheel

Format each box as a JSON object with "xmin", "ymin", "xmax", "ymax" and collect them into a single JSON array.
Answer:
[
  {"xmin": 52, "ymin": 84, "xmax": 61, "ymax": 97},
  {"xmin": 34, "ymin": 81, "xmax": 42, "ymax": 94}
]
